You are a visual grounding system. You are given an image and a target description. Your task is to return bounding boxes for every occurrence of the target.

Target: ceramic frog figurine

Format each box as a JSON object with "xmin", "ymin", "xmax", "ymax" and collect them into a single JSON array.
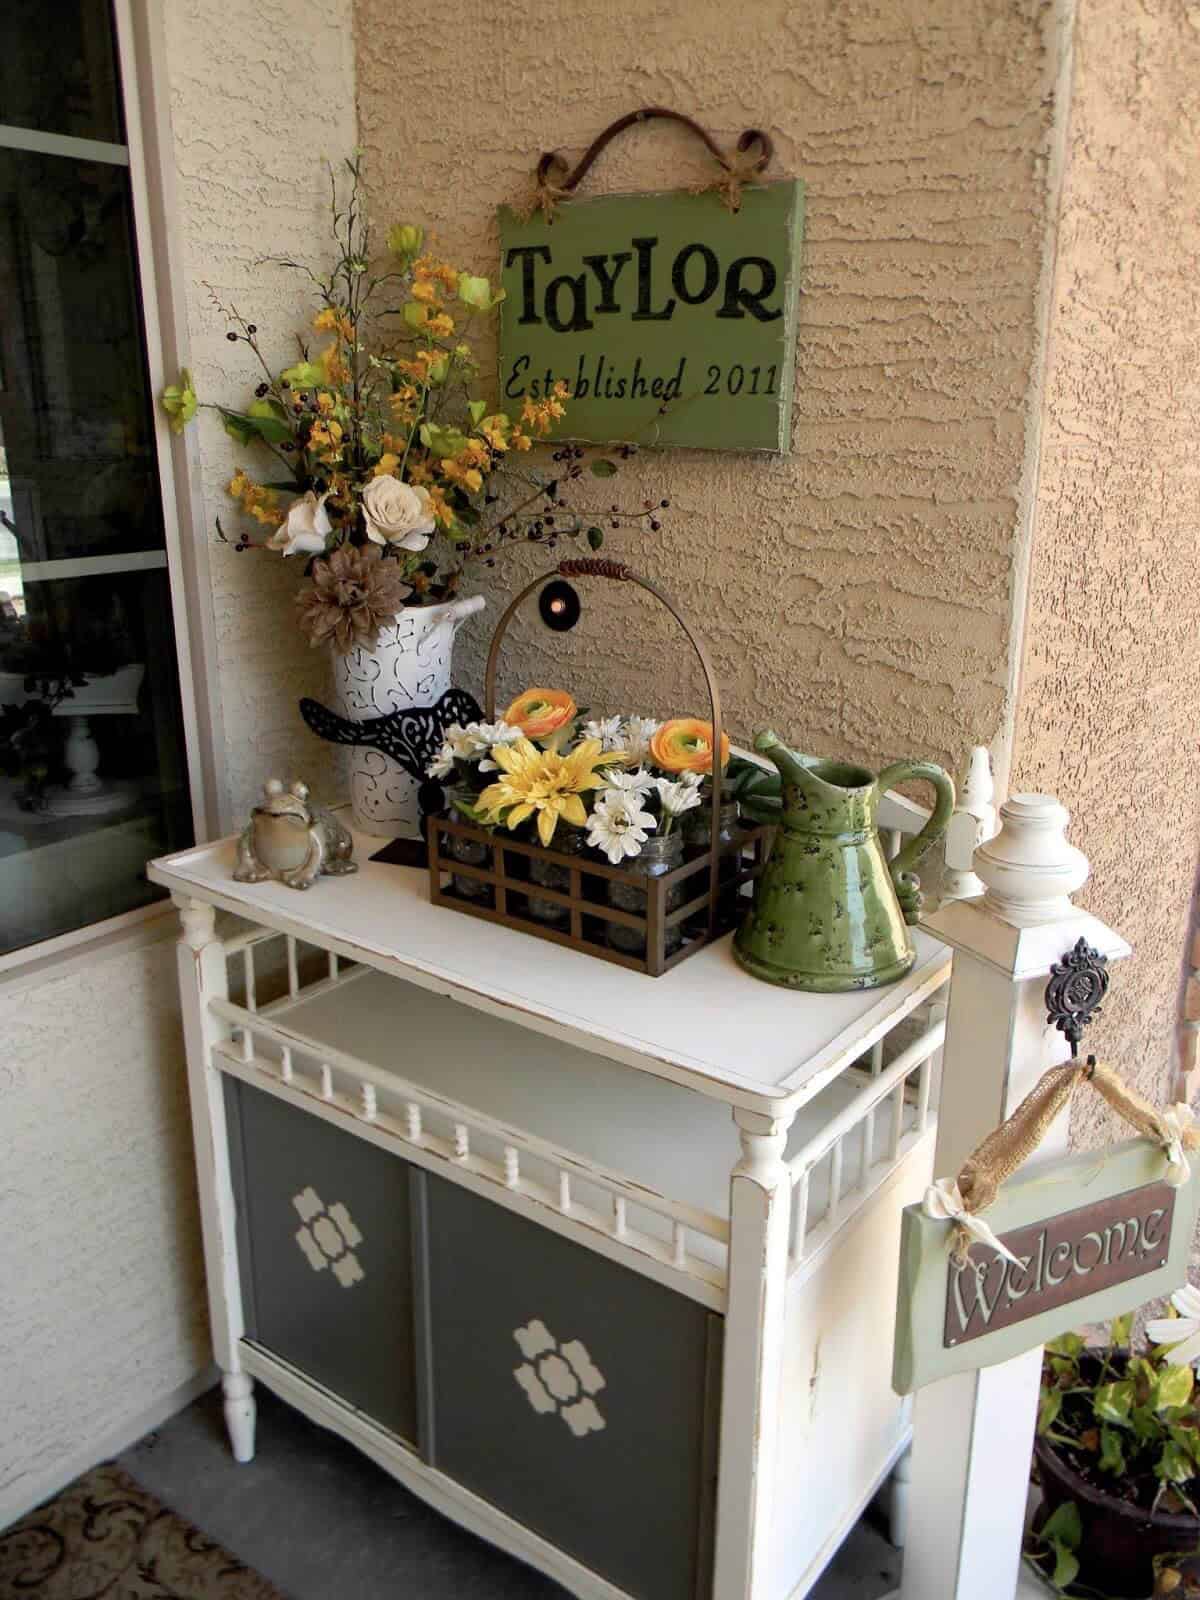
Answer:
[{"xmin": 234, "ymin": 778, "xmax": 357, "ymax": 890}]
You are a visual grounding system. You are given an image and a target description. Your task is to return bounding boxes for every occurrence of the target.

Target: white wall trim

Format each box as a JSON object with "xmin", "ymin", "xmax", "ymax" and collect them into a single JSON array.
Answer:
[
  {"xmin": 995, "ymin": 0, "xmax": 1080, "ymax": 799},
  {"xmin": 0, "ymin": 901, "xmax": 178, "ymax": 993},
  {"xmin": 116, "ymin": 0, "xmax": 229, "ymax": 839},
  {"xmin": 0, "ymin": 1366, "xmax": 216, "ymax": 1532}
]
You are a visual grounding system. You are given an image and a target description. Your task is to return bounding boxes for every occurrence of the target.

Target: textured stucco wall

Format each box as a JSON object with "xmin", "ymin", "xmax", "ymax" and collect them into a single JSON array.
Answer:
[
  {"xmin": 1011, "ymin": 0, "xmax": 1200, "ymax": 1134},
  {"xmin": 356, "ymin": 0, "xmax": 1064, "ymax": 782},
  {"xmin": 165, "ymin": 0, "xmax": 358, "ymax": 822},
  {"xmin": 0, "ymin": 939, "xmax": 208, "ymax": 1514}
]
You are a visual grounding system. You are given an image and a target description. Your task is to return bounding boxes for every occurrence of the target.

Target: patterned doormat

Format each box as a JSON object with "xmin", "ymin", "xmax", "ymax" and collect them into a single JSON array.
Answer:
[{"xmin": 0, "ymin": 1463, "xmax": 286, "ymax": 1599}]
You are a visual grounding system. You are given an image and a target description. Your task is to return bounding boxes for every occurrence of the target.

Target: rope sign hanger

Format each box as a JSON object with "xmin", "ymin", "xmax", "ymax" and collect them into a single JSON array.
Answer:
[{"xmin": 530, "ymin": 106, "xmax": 776, "ymax": 221}]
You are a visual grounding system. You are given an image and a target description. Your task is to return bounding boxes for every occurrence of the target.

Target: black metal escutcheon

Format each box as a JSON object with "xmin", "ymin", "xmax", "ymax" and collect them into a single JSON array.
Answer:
[{"xmin": 1045, "ymin": 936, "xmax": 1109, "ymax": 1058}]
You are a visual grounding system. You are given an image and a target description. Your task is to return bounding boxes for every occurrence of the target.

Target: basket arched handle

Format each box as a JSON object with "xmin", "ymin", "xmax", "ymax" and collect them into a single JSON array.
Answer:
[{"xmin": 484, "ymin": 560, "xmax": 727, "ymax": 941}]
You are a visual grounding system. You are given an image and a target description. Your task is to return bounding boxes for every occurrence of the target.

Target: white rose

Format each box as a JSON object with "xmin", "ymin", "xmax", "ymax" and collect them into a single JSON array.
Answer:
[
  {"xmin": 362, "ymin": 475, "xmax": 435, "ymax": 550},
  {"xmin": 268, "ymin": 490, "xmax": 332, "ymax": 557}
]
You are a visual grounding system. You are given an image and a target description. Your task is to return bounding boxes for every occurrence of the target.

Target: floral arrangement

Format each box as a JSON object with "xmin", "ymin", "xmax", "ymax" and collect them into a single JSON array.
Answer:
[
  {"xmin": 427, "ymin": 687, "xmax": 737, "ymax": 863},
  {"xmin": 161, "ymin": 159, "xmax": 668, "ymax": 653},
  {"xmin": 1028, "ymin": 1294, "xmax": 1200, "ymax": 1592}
]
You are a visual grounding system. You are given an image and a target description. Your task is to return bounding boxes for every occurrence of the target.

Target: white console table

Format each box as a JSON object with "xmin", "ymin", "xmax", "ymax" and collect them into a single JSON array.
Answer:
[{"xmin": 149, "ymin": 818, "xmax": 950, "ymax": 1600}]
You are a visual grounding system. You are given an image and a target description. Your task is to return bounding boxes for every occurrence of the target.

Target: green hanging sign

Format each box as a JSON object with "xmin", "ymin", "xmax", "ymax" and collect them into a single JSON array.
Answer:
[
  {"xmin": 497, "ymin": 114, "xmax": 804, "ymax": 454},
  {"xmin": 892, "ymin": 1138, "xmax": 1200, "ymax": 1396}
]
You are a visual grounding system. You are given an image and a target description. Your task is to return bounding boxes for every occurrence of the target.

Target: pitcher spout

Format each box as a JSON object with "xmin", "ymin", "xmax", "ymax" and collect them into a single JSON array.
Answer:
[{"xmin": 753, "ymin": 729, "xmax": 821, "ymax": 792}]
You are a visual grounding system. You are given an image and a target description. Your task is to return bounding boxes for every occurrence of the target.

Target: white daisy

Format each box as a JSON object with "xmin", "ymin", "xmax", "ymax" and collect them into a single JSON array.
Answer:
[
  {"xmin": 620, "ymin": 715, "xmax": 661, "ymax": 764},
  {"xmin": 582, "ymin": 715, "xmax": 626, "ymax": 752},
  {"xmin": 601, "ymin": 766, "xmax": 656, "ymax": 799},
  {"xmin": 475, "ymin": 719, "xmax": 523, "ymax": 771},
  {"xmin": 1147, "ymin": 1283, "xmax": 1200, "ymax": 1368},
  {"xmin": 586, "ymin": 790, "xmax": 656, "ymax": 864},
  {"xmin": 655, "ymin": 775, "xmax": 704, "ymax": 822}
]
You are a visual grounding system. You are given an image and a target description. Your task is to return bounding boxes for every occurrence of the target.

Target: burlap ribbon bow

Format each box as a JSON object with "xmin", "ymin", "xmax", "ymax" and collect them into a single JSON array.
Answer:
[{"xmin": 924, "ymin": 1060, "xmax": 1200, "ymax": 1268}]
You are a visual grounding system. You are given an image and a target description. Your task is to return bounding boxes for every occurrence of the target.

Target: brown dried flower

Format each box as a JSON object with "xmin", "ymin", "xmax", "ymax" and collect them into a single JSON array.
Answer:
[{"xmin": 296, "ymin": 542, "xmax": 411, "ymax": 655}]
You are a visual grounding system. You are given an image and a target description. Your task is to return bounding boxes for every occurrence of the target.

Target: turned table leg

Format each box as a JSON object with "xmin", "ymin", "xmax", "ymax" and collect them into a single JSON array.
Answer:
[
  {"xmin": 174, "ymin": 894, "xmax": 253, "ymax": 1465},
  {"xmin": 222, "ymin": 1371, "xmax": 257, "ymax": 1463}
]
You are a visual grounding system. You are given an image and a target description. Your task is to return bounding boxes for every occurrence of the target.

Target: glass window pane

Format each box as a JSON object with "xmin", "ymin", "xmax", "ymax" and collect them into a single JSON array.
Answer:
[
  {"xmin": 0, "ymin": 149, "xmax": 161, "ymax": 562},
  {"xmin": 0, "ymin": 0, "xmax": 123, "ymax": 146},
  {"xmin": 0, "ymin": 5, "xmax": 194, "ymax": 957}
]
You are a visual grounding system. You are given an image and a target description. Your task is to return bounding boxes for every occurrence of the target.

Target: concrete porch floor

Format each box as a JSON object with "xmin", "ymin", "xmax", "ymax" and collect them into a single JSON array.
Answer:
[{"xmin": 118, "ymin": 1386, "xmax": 901, "ymax": 1599}]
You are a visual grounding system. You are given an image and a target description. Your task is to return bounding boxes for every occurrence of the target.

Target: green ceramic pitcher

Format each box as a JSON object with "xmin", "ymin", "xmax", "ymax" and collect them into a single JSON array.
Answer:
[{"xmin": 733, "ymin": 731, "xmax": 955, "ymax": 992}]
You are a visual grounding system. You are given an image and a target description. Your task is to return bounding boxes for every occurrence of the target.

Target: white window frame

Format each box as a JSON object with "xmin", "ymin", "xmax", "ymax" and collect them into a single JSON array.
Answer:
[{"xmin": 0, "ymin": 0, "xmax": 227, "ymax": 983}]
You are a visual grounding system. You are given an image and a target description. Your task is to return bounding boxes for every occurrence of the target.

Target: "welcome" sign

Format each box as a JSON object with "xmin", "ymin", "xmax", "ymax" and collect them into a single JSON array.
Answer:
[
  {"xmin": 893, "ymin": 1139, "xmax": 1200, "ymax": 1394},
  {"xmin": 497, "ymin": 181, "xmax": 805, "ymax": 453}
]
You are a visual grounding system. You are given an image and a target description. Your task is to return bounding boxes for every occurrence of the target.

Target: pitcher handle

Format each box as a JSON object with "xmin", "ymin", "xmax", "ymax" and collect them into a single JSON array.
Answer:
[{"xmin": 875, "ymin": 760, "xmax": 956, "ymax": 925}]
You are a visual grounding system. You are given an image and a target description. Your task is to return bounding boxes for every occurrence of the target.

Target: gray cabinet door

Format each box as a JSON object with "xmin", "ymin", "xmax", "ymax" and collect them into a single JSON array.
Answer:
[
  {"xmin": 226, "ymin": 1079, "xmax": 418, "ymax": 1443},
  {"xmin": 420, "ymin": 1174, "xmax": 721, "ymax": 1600}
]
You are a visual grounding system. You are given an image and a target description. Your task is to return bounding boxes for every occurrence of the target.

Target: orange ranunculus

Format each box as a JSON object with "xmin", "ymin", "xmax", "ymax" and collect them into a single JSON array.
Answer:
[
  {"xmin": 650, "ymin": 717, "xmax": 731, "ymax": 774},
  {"xmin": 503, "ymin": 687, "xmax": 577, "ymax": 740}
]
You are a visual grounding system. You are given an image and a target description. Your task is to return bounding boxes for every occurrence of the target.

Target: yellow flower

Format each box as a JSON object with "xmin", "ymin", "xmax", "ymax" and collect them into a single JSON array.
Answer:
[
  {"xmin": 424, "ymin": 483, "xmax": 454, "ymax": 526},
  {"xmin": 372, "ymin": 452, "xmax": 400, "ymax": 477},
  {"xmin": 510, "ymin": 425, "xmax": 532, "ymax": 451},
  {"xmin": 477, "ymin": 738, "xmax": 622, "ymax": 846},
  {"xmin": 411, "ymin": 280, "xmax": 439, "ymax": 305},
  {"xmin": 313, "ymin": 307, "xmax": 339, "ymax": 332},
  {"xmin": 479, "ymin": 414, "xmax": 509, "ymax": 452},
  {"xmin": 226, "ymin": 469, "xmax": 279, "ymax": 521},
  {"xmin": 440, "ymin": 458, "xmax": 483, "ymax": 494},
  {"xmin": 426, "ymin": 312, "xmax": 455, "ymax": 339}
]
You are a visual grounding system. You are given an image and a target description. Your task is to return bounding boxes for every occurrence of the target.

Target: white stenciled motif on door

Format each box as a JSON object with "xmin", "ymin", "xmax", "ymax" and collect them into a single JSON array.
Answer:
[
  {"xmin": 292, "ymin": 1187, "xmax": 364, "ymax": 1288},
  {"xmin": 512, "ymin": 1319, "xmax": 606, "ymax": 1437}
]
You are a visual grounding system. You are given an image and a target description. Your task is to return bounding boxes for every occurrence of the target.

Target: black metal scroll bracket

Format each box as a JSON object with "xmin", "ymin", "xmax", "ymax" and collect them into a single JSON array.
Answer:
[
  {"xmin": 299, "ymin": 686, "xmax": 484, "ymax": 827},
  {"xmin": 1044, "ymin": 936, "xmax": 1110, "ymax": 1063}
]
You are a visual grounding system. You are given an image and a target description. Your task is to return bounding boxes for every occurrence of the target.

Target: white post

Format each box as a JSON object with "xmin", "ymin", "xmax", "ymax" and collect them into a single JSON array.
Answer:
[
  {"xmin": 713, "ymin": 1105, "xmax": 795, "ymax": 1600},
  {"xmin": 173, "ymin": 893, "xmax": 256, "ymax": 1463},
  {"xmin": 940, "ymin": 746, "xmax": 998, "ymax": 905},
  {"xmin": 890, "ymin": 796, "xmax": 1130, "ymax": 1600}
]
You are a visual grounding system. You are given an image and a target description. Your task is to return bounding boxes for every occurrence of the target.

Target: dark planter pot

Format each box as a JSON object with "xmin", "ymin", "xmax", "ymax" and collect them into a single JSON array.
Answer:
[{"xmin": 1034, "ymin": 1435, "xmax": 1200, "ymax": 1597}]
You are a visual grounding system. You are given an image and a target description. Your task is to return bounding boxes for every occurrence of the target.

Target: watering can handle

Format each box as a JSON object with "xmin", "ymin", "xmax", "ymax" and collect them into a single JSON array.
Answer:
[{"xmin": 875, "ymin": 760, "xmax": 956, "ymax": 925}]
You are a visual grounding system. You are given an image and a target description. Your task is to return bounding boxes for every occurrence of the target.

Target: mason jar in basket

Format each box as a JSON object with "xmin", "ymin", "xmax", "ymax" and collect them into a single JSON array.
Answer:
[{"xmin": 606, "ymin": 832, "xmax": 685, "ymax": 960}]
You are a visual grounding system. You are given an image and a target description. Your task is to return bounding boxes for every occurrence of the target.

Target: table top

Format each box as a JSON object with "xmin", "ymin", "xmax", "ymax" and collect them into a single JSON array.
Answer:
[{"xmin": 148, "ymin": 824, "xmax": 951, "ymax": 1116}]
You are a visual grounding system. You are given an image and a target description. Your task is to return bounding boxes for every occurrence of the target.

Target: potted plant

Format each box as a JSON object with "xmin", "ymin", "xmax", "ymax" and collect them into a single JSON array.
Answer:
[
  {"xmin": 162, "ymin": 158, "xmax": 666, "ymax": 836},
  {"xmin": 1028, "ymin": 1289, "xmax": 1200, "ymax": 1597}
]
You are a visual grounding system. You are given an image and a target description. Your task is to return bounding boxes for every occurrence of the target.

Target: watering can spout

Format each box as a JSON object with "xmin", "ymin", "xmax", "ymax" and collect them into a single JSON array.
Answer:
[{"xmin": 753, "ymin": 729, "xmax": 820, "ymax": 793}]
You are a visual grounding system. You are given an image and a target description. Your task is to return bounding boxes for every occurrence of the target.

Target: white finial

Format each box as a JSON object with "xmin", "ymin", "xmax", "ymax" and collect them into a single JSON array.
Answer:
[
  {"xmin": 941, "ymin": 747, "xmax": 998, "ymax": 903},
  {"xmin": 973, "ymin": 792, "xmax": 1089, "ymax": 927}
]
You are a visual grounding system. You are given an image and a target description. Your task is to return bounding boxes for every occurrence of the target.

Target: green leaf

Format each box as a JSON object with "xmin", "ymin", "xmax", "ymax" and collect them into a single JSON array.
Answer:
[
  {"xmin": 160, "ymin": 367, "xmax": 197, "ymax": 433},
  {"xmin": 1158, "ymin": 1439, "xmax": 1197, "ymax": 1483},
  {"xmin": 589, "ymin": 458, "xmax": 617, "ymax": 478},
  {"xmin": 1109, "ymin": 1312, "xmax": 1134, "ymax": 1348},
  {"xmin": 217, "ymin": 406, "xmax": 292, "ymax": 447},
  {"xmin": 1050, "ymin": 1543, "xmax": 1080, "ymax": 1591},
  {"xmin": 1156, "ymin": 1364, "xmax": 1195, "ymax": 1412},
  {"xmin": 1040, "ymin": 1501, "xmax": 1082, "ymax": 1550},
  {"xmin": 420, "ymin": 423, "xmax": 468, "ymax": 458},
  {"xmin": 1046, "ymin": 1333, "xmax": 1085, "ymax": 1360},
  {"xmin": 457, "ymin": 273, "xmax": 504, "ymax": 312},
  {"xmin": 1093, "ymin": 1380, "xmax": 1134, "ymax": 1426},
  {"xmin": 280, "ymin": 360, "xmax": 327, "ymax": 391},
  {"xmin": 1131, "ymin": 1404, "xmax": 1162, "ymax": 1441},
  {"xmin": 1038, "ymin": 1387, "xmax": 1064, "ymax": 1436},
  {"xmin": 1098, "ymin": 1424, "xmax": 1126, "ymax": 1475},
  {"xmin": 468, "ymin": 399, "xmax": 488, "ymax": 426},
  {"xmin": 402, "ymin": 301, "xmax": 428, "ymax": 330},
  {"xmin": 1049, "ymin": 1356, "xmax": 1078, "ymax": 1383},
  {"xmin": 587, "ymin": 526, "xmax": 604, "ymax": 551},
  {"xmin": 387, "ymin": 223, "xmax": 423, "ymax": 260}
]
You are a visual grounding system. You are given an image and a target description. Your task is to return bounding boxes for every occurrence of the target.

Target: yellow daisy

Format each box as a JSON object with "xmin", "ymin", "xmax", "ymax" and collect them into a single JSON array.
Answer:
[{"xmin": 477, "ymin": 738, "xmax": 621, "ymax": 846}]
